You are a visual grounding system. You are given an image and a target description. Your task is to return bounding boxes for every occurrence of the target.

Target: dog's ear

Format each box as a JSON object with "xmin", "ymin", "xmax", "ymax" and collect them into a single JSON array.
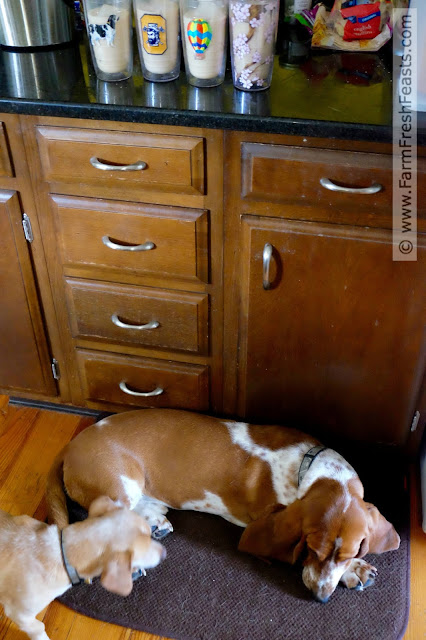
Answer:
[
  {"xmin": 364, "ymin": 503, "xmax": 400, "ymax": 554},
  {"xmin": 88, "ymin": 495, "xmax": 121, "ymax": 518},
  {"xmin": 238, "ymin": 501, "xmax": 305, "ymax": 564},
  {"xmin": 100, "ymin": 551, "xmax": 133, "ymax": 596}
]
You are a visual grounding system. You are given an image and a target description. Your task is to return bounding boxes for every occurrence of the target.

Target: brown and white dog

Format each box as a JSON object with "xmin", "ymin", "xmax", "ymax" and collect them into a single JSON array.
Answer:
[
  {"xmin": 0, "ymin": 496, "xmax": 165, "ymax": 640},
  {"xmin": 46, "ymin": 408, "xmax": 400, "ymax": 603}
]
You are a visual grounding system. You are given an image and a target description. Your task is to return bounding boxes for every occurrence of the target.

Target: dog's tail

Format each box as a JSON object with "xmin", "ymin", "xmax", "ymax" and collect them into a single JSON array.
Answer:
[{"xmin": 46, "ymin": 446, "xmax": 69, "ymax": 528}]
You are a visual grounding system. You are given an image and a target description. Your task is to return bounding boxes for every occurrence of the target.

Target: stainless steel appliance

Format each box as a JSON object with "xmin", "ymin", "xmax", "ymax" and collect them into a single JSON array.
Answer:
[{"xmin": 0, "ymin": 0, "xmax": 74, "ymax": 48}]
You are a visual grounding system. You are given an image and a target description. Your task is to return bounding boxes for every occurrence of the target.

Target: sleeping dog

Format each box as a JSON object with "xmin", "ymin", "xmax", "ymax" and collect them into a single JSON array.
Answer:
[
  {"xmin": 46, "ymin": 408, "xmax": 400, "ymax": 603},
  {"xmin": 0, "ymin": 496, "xmax": 165, "ymax": 640}
]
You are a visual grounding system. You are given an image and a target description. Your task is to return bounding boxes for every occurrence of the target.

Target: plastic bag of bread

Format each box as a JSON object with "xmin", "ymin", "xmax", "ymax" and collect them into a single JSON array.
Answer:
[{"xmin": 311, "ymin": 0, "xmax": 393, "ymax": 51}]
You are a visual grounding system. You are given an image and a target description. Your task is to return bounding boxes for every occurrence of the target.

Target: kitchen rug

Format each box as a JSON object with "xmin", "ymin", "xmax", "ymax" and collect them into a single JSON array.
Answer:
[{"xmin": 58, "ymin": 443, "xmax": 410, "ymax": 640}]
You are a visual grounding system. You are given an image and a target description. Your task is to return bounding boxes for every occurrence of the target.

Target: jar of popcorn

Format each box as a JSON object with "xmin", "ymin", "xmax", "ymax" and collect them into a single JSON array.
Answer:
[
  {"xmin": 180, "ymin": 0, "xmax": 228, "ymax": 87},
  {"xmin": 134, "ymin": 0, "xmax": 181, "ymax": 82},
  {"xmin": 229, "ymin": 1, "xmax": 280, "ymax": 91},
  {"xmin": 83, "ymin": 0, "xmax": 133, "ymax": 81}
]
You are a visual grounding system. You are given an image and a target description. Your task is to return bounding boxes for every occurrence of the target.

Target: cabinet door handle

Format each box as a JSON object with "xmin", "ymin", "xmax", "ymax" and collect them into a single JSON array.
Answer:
[
  {"xmin": 119, "ymin": 381, "xmax": 164, "ymax": 397},
  {"xmin": 320, "ymin": 177, "xmax": 382, "ymax": 194},
  {"xmin": 263, "ymin": 243, "xmax": 273, "ymax": 290},
  {"xmin": 111, "ymin": 314, "xmax": 159, "ymax": 331},
  {"xmin": 102, "ymin": 236, "xmax": 155, "ymax": 251},
  {"xmin": 90, "ymin": 157, "xmax": 147, "ymax": 171}
]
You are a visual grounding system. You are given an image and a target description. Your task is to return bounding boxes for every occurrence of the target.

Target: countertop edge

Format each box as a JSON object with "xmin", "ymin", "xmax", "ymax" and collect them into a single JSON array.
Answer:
[{"xmin": 0, "ymin": 98, "xmax": 402, "ymax": 144}]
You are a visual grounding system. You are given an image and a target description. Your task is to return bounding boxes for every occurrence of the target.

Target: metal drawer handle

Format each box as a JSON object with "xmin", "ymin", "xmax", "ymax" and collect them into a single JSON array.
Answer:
[
  {"xmin": 102, "ymin": 236, "xmax": 155, "ymax": 251},
  {"xmin": 320, "ymin": 177, "xmax": 382, "ymax": 194},
  {"xmin": 90, "ymin": 157, "xmax": 147, "ymax": 171},
  {"xmin": 111, "ymin": 314, "xmax": 159, "ymax": 331},
  {"xmin": 263, "ymin": 243, "xmax": 273, "ymax": 290},
  {"xmin": 119, "ymin": 381, "xmax": 164, "ymax": 397}
]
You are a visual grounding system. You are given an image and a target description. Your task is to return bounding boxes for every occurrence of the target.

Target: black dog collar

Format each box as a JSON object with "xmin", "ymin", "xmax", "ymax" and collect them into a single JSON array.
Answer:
[
  {"xmin": 298, "ymin": 446, "xmax": 328, "ymax": 487},
  {"xmin": 60, "ymin": 529, "xmax": 85, "ymax": 586}
]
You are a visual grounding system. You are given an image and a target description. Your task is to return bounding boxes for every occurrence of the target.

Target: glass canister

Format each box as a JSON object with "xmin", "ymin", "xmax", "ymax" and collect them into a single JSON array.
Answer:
[
  {"xmin": 134, "ymin": 0, "xmax": 181, "ymax": 82},
  {"xmin": 229, "ymin": 1, "xmax": 280, "ymax": 91},
  {"xmin": 83, "ymin": 0, "xmax": 133, "ymax": 81},
  {"xmin": 180, "ymin": 0, "xmax": 228, "ymax": 87}
]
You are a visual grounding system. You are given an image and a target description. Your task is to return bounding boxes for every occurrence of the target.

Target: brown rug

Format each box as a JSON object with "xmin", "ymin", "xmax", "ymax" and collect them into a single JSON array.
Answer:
[{"xmin": 58, "ymin": 444, "xmax": 410, "ymax": 640}]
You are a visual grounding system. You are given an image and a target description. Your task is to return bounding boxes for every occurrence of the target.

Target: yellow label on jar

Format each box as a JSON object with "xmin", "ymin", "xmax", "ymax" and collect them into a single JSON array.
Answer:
[{"xmin": 141, "ymin": 14, "xmax": 167, "ymax": 55}]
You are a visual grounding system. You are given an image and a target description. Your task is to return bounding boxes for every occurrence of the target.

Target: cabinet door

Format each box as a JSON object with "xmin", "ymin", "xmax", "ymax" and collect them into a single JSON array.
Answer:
[
  {"xmin": 238, "ymin": 215, "xmax": 425, "ymax": 445},
  {"xmin": 0, "ymin": 191, "xmax": 55, "ymax": 395}
]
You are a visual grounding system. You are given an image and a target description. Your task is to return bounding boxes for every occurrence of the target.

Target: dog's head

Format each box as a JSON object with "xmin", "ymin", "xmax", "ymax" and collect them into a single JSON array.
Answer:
[
  {"xmin": 107, "ymin": 14, "xmax": 119, "ymax": 30},
  {"xmin": 238, "ymin": 478, "xmax": 400, "ymax": 602},
  {"xmin": 84, "ymin": 496, "xmax": 166, "ymax": 596}
]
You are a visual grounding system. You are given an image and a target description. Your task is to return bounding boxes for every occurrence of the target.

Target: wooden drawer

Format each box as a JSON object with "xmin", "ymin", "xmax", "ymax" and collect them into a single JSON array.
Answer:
[
  {"xmin": 65, "ymin": 278, "xmax": 209, "ymax": 354},
  {"xmin": 0, "ymin": 122, "xmax": 13, "ymax": 177},
  {"xmin": 242, "ymin": 143, "xmax": 426, "ymax": 218},
  {"xmin": 51, "ymin": 195, "xmax": 209, "ymax": 283},
  {"xmin": 36, "ymin": 125, "xmax": 205, "ymax": 195},
  {"xmin": 77, "ymin": 349, "xmax": 209, "ymax": 410}
]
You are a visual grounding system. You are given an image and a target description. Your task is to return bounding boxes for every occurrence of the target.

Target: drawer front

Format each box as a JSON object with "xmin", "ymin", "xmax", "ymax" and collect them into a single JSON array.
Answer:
[
  {"xmin": 36, "ymin": 126, "xmax": 205, "ymax": 195},
  {"xmin": 77, "ymin": 349, "xmax": 210, "ymax": 410},
  {"xmin": 0, "ymin": 122, "xmax": 13, "ymax": 177},
  {"xmin": 51, "ymin": 195, "xmax": 209, "ymax": 283},
  {"xmin": 242, "ymin": 143, "xmax": 399, "ymax": 213},
  {"xmin": 65, "ymin": 278, "xmax": 209, "ymax": 354}
]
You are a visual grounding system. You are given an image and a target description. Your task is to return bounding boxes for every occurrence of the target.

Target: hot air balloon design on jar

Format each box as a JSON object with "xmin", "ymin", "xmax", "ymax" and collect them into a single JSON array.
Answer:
[
  {"xmin": 187, "ymin": 18, "xmax": 212, "ymax": 59},
  {"xmin": 180, "ymin": 0, "xmax": 228, "ymax": 87}
]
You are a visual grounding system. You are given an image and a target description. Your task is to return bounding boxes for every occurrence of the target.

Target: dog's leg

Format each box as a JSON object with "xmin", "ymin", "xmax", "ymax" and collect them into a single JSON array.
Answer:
[
  {"xmin": 4, "ymin": 609, "xmax": 50, "ymax": 640},
  {"xmin": 340, "ymin": 558, "xmax": 378, "ymax": 591},
  {"xmin": 133, "ymin": 496, "xmax": 173, "ymax": 540}
]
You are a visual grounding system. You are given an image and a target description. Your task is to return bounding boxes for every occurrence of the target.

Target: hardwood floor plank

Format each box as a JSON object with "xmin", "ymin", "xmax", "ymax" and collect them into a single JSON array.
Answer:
[
  {"xmin": 0, "ymin": 406, "xmax": 40, "ymax": 484},
  {"xmin": 0, "ymin": 395, "xmax": 9, "ymax": 424},
  {"xmin": 0, "ymin": 409, "xmax": 85, "ymax": 515},
  {"xmin": 403, "ymin": 466, "xmax": 426, "ymax": 640},
  {"xmin": 55, "ymin": 609, "xmax": 131, "ymax": 640},
  {"xmin": 130, "ymin": 631, "xmax": 169, "ymax": 640},
  {"xmin": 42, "ymin": 601, "xmax": 80, "ymax": 640}
]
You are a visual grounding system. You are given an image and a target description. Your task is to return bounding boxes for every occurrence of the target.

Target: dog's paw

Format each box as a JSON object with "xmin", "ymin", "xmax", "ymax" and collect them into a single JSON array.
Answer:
[
  {"xmin": 132, "ymin": 568, "xmax": 147, "ymax": 580},
  {"xmin": 151, "ymin": 519, "xmax": 173, "ymax": 540},
  {"xmin": 340, "ymin": 558, "xmax": 378, "ymax": 591}
]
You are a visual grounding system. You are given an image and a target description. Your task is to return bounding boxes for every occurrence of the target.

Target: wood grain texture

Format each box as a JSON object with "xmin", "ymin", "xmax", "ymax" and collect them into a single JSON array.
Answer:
[
  {"xmin": 0, "ymin": 403, "xmax": 423, "ymax": 639},
  {"xmin": 223, "ymin": 129, "xmax": 426, "ymax": 450},
  {"xmin": 404, "ymin": 466, "xmax": 426, "ymax": 640},
  {"xmin": 0, "ymin": 191, "xmax": 55, "ymax": 395},
  {"xmin": 237, "ymin": 216, "xmax": 426, "ymax": 446},
  {"xmin": 0, "ymin": 114, "xmax": 69, "ymax": 403},
  {"xmin": 20, "ymin": 116, "xmax": 224, "ymax": 414},
  {"xmin": 0, "ymin": 122, "xmax": 14, "ymax": 178},
  {"xmin": 35, "ymin": 126, "xmax": 205, "ymax": 196}
]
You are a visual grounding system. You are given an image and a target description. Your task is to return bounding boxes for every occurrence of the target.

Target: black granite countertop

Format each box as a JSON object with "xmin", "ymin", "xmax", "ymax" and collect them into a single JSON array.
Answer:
[{"xmin": 0, "ymin": 36, "xmax": 424, "ymax": 144}]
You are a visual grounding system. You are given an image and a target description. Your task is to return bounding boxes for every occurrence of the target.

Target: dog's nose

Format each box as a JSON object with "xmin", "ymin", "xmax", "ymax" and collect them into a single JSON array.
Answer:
[{"xmin": 314, "ymin": 593, "xmax": 330, "ymax": 604}]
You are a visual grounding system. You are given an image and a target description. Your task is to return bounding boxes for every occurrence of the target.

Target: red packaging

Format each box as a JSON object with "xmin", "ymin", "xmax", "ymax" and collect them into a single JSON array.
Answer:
[{"xmin": 341, "ymin": 2, "xmax": 382, "ymax": 41}]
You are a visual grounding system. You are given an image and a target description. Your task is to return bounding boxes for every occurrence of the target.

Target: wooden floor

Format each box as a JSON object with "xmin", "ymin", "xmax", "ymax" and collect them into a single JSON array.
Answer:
[{"xmin": 0, "ymin": 397, "xmax": 424, "ymax": 640}]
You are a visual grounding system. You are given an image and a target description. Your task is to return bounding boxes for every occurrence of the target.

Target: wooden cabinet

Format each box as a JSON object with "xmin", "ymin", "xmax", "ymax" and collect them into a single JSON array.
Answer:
[
  {"xmin": 236, "ymin": 215, "xmax": 425, "ymax": 445},
  {"xmin": 224, "ymin": 131, "xmax": 426, "ymax": 447},
  {"xmin": 0, "ymin": 191, "xmax": 55, "ymax": 395},
  {"xmin": 1, "ymin": 112, "xmax": 424, "ymax": 449},
  {"xmin": 0, "ymin": 116, "xmax": 57, "ymax": 399},
  {"xmin": 21, "ymin": 117, "xmax": 224, "ymax": 413}
]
